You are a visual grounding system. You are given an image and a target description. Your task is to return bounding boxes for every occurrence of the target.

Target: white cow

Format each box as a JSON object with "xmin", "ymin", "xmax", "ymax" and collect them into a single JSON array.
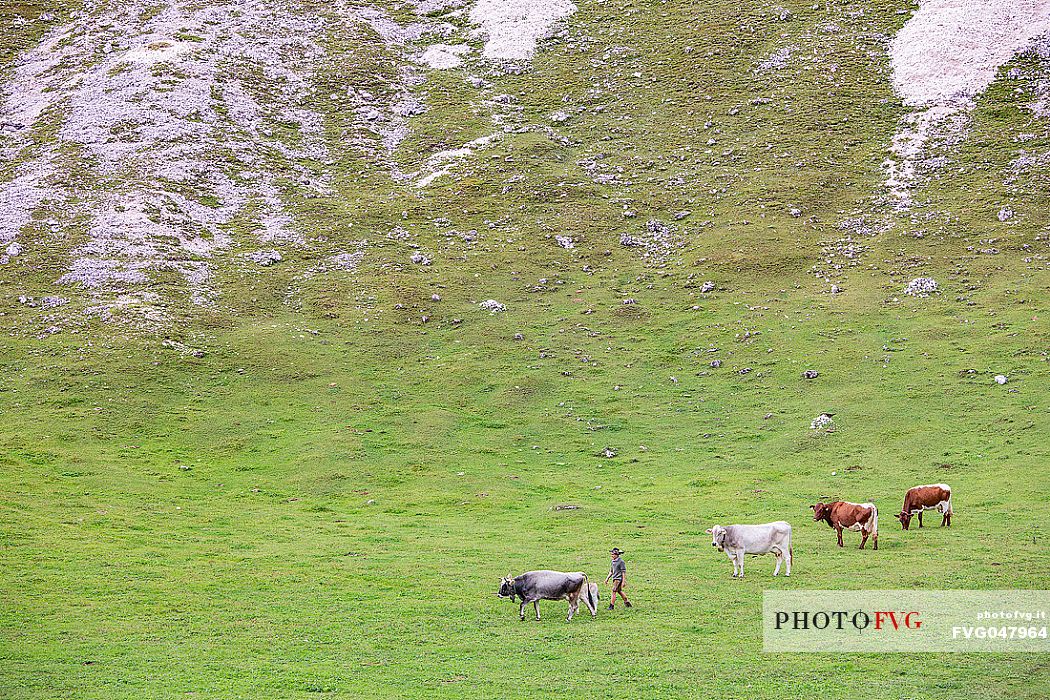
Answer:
[{"xmin": 707, "ymin": 522, "xmax": 793, "ymax": 578}]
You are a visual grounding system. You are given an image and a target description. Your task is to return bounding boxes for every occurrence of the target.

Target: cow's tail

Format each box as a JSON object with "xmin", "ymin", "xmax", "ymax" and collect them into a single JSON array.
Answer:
[
  {"xmin": 871, "ymin": 504, "xmax": 879, "ymax": 534},
  {"xmin": 581, "ymin": 573, "xmax": 598, "ymax": 613}
]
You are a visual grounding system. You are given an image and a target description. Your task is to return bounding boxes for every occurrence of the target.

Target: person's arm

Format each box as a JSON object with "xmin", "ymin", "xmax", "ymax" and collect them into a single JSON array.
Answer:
[{"xmin": 604, "ymin": 570, "xmax": 612, "ymax": 584}]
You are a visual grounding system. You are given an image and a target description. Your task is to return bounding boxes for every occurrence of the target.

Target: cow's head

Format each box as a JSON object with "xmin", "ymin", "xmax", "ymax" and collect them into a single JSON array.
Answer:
[
  {"xmin": 810, "ymin": 502, "xmax": 829, "ymax": 522},
  {"xmin": 897, "ymin": 511, "xmax": 912, "ymax": 530},
  {"xmin": 705, "ymin": 526, "xmax": 727, "ymax": 552},
  {"xmin": 496, "ymin": 575, "xmax": 516, "ymax": 600}
]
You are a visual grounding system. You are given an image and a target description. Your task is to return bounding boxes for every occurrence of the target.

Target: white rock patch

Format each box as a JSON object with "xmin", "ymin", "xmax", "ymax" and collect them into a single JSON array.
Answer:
[
  {"xmin": 479, "ymin": 299, "xmax": 506, "ymax": 312},
  {"xmin": 415, "ymin": 133, "xmax": 502, "ymax": 187},
  {"xmin": 419, "ymin": 43, "xmax": 473, "ymax": 69},
  {"xmin": 904, "ymin": 277, "xmax": 939, "ymax": 297},
  {"xmin": 811, "ymin": 413, "xmax": 835, "ymax": 431},
  {"xmin": 469, "ymin": 0, "xmax": 576, "ymax": 61},
  {"xmin": 413, "ymin": 0, "xmax": 468, "ymax": 12},
  {"xmin": 884, "ymin": 0, "xmax": 1050, "ymax": 207},
  {"xmin": 123, "ymin": 40, "xmax": 195, "ymax": 64},
  {"xmin": 890, "ymin": 2, "xmax": 1050, "ymax": 108}
]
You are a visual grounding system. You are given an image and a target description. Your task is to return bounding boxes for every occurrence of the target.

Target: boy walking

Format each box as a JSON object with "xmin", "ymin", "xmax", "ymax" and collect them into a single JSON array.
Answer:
[{"xmin": 605, "ymin": 547, "xmax": 632, "ymax": 610}]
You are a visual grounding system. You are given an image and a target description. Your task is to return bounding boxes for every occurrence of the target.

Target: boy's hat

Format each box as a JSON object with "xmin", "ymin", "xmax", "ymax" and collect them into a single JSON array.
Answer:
[{"xmin": 610, "ymin": 548, "xmax": 624, "ymax": 555}]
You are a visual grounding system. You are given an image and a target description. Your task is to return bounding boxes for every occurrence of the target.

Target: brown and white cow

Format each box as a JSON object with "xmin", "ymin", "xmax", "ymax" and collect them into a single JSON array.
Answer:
[
  {"xmin": 810, "ymin": 501, "xmax": 878, "ymax": 550},
  {"xmin": 897, "ymin": 483, "xmax": 952, "ymax": 530}
]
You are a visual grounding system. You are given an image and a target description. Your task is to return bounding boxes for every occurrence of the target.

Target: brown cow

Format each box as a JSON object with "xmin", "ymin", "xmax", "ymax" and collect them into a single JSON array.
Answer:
[
  {"xmin": 897, "ymin": 483, "xmax": 952, "ymax": 530},
  {"xmin": 811, "ymin": 501, "xmax": 878, "ymax": 550}
]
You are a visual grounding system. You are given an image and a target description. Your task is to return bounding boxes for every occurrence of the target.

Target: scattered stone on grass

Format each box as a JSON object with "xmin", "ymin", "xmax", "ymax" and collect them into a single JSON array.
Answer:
[
  {"xmin": 479, "ymin": 299, "xmax": 506, "ymax": 312},
  {"xmin": 811, "ymin": 413, "xmax": 835, "ymax": 431},
  {"xmin": 245, "ymin": 250, "xmax": 283, "ymax": 266},
  {"xmin": 904, "ymin": 277, "xmax": 939, "ymax": 296}
]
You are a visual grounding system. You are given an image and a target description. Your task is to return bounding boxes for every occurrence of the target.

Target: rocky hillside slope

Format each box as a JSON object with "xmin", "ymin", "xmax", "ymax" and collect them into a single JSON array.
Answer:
[
  {"xmin": 2, "ymin": 0, "xmax": 1047, "ymax": 339},
  {"xmin": 1, "ymin": 2, "xmax": 1048, "ymax": 699}
]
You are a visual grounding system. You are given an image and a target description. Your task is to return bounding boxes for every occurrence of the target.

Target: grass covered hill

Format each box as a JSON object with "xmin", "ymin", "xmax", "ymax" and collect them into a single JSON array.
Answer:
[{"xmin": 1, "ymin": 0, "xmax": 1048, "ymax": 698}]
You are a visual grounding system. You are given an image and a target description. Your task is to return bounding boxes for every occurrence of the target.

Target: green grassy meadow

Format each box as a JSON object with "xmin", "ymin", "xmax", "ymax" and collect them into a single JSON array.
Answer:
[{"xmin": 2, "ymin": 0, "xmax": 1049, "ymax": 698}]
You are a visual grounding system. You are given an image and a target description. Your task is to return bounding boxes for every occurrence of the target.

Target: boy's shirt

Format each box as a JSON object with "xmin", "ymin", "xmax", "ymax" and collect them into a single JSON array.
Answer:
[{"xmin": 610, "ymin": 558, "xmax": 626, "ymax": 580}]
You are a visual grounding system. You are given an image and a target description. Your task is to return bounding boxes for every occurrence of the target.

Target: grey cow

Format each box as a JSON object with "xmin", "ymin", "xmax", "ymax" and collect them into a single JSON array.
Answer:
[
  {"xmin": 497, "ymin": 570, "xmax": 597, "ymax": 621},
  {"xmin": 706, "ymin": 522, "xmax": 793, "ymax": 578}
]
